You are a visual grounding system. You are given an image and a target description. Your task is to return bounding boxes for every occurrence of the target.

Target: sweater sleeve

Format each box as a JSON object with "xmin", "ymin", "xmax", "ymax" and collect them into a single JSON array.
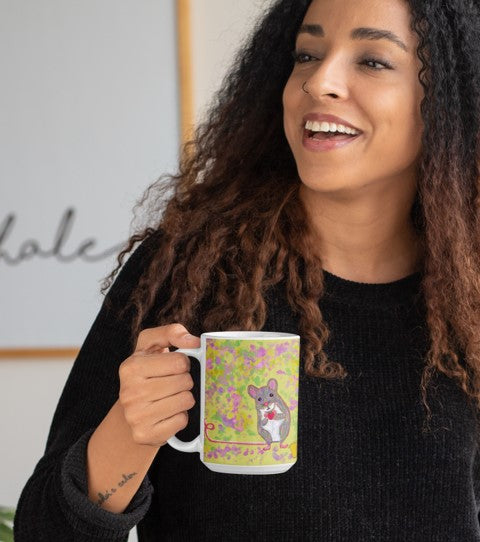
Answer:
[{"xmin": 14, "ymin": 238, "xmax": 158, "ymax": 542}]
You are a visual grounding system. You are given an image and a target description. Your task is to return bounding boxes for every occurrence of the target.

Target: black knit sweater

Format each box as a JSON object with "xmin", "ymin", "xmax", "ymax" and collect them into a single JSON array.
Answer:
[{"xmin": 14, "ymin": 241, "xmax": 480, "ymax": 541}]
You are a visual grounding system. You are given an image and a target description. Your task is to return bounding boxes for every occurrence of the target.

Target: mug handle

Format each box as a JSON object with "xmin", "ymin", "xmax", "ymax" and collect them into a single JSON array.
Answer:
[{"xmin": 166, "ymin": 347, "xmax": 203, "ymax": 453}]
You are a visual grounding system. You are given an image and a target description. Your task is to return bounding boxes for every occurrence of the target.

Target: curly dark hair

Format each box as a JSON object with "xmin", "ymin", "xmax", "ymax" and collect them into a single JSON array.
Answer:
[{"xmin": 103, "ymin": 0, "xmax": 480, "ymax": 427}]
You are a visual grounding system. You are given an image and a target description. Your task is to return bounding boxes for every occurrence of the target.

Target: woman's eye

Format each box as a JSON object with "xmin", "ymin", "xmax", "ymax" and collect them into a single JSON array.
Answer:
[
  {"xmin": 291, "ymin": 50, "xmax": 392, "ymax": 71},
  {"xmin": 361, "ymin": 58, "xmax": 393, "ymax": 71},
  {"xmin": 291, "ymin": 51, "xmax": 315, "ymax": 64}
]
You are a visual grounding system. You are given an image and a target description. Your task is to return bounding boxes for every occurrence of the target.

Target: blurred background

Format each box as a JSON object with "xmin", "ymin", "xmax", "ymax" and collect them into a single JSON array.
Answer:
[{"xmin": 0, "ymin": 1, "xmax": 273, "ymax": 539}]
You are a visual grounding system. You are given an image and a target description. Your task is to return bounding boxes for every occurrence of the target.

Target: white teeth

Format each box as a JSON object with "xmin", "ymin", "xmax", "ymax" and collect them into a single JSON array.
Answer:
[{"xmin": 305, "ymin": 120, "xmax": 360, "ymax": 135}]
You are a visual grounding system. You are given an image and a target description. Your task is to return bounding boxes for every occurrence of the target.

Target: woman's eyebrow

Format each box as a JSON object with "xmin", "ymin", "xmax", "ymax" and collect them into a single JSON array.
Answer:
[{"xmin": 296, "ymin": 23, "xmax": 409, "ymax": 53}]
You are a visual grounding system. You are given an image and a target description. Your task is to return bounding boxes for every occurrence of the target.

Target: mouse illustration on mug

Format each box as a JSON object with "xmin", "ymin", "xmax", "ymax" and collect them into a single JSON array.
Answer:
[{"xmin": 248, "ymin": 378, "xmax": 291, "ymax": 450}]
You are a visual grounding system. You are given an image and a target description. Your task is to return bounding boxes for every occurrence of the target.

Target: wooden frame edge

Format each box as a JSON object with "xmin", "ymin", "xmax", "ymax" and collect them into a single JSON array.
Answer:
[
  {"xmin": 0, "ymin": 348, "xmax": 79, "ymax": 360},
  {"xmin": 177, "ymin": 0, "xmax": 194, "ymax": 146}
]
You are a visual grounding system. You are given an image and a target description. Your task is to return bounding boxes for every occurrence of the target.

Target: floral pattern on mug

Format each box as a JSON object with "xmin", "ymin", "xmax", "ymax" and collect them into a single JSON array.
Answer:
[{"xmin": 204, "ymin": 338, "xmax": 299, "ymax": 466}]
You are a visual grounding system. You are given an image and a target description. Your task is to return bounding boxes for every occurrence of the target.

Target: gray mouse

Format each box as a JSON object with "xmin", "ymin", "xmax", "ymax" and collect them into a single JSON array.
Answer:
[{"xmin": 247, "ymin": 378, "xmax": 291, "ymax": 451}]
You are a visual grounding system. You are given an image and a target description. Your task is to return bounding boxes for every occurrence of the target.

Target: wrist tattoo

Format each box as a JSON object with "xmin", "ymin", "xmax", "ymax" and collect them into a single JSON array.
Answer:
[{"xmin": 96, "ymin": 472, "xmax": 138, "ymax": 506}]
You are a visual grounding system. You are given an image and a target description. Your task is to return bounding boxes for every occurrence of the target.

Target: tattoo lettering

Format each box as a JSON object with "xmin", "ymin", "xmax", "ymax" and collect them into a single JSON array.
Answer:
[
  {"xmin": 118, "ymin": 472, "xmax": 137, "ymax": 487},
  {"xmin": 96, "ymin": 487, "xmax": 116, "ymax": 506},
  {"xmin": 96, "ymin": 472, "xmax": 138, "ymax": 506}
]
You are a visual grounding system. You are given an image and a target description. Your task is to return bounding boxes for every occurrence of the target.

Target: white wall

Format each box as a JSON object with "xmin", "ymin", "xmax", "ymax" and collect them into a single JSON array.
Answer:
[
  {"xmin": 191, "ymin": 0, "xmax": 272, "ymax": 125},
  {"xmin": 0, "ymin": 359, "xmax": 74, "ymax": 500},
  {"xmin": 0, "ymin": 0, "xmax": 179, "ymax": 349},
  {"xmin": 0, "ymin": 1, "xmax": 274, "ymax": 540}
]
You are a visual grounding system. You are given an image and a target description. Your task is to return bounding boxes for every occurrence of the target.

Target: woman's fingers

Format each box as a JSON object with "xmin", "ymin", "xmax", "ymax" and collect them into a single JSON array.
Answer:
[
  {"xmin": 131, "ymin": 411, "xmax": 191, "ymax": 447},
  {"xmin": 120, "ymin": 351, "xmax": 192, "ymax": 380},
  {"xmin": 134, "ymin": 323, "xmax": 200, "ymax": 354},
  {"xmin": 118, "ymin": 323, "xmax": 200, "ymax": 447}
]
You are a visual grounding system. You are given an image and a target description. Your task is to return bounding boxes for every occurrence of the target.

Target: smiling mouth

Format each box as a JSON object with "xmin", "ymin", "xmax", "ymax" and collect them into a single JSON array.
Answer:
[{"xmin": 305, "ymin": 129, "xmax": 359, "ymax": 141}]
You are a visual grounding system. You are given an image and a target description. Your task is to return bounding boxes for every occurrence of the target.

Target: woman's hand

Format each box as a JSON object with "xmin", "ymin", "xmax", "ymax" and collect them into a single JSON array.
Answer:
[{"xmin": 118, "ymin": 323, "xmax": 200, "ymax": 447}]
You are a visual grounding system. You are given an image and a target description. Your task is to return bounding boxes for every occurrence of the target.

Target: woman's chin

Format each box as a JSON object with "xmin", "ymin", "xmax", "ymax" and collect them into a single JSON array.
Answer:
[{"xmin": 298, "ymin": 173, "xmax": 353, "ymax": 195}]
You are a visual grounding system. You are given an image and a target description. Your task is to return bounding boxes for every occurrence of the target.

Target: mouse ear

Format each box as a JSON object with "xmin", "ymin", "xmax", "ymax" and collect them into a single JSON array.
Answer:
[
  {"xmin": 247, "ymin": 385, "xmax": 258, "ymax": 398},
  {"xmin": 267, "ymin": 378, "xmax": 278, "ymax": 390}
]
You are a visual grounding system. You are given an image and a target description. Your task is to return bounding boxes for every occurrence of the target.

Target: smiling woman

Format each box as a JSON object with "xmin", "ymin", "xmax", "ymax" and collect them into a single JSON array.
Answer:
[
  {"xmin": 283, "ymin": 0, "xmax": 425, "ymax": 283},
  {"xmin": 13, "ymin": 0, "xmax": 480, "ymax": 541}
]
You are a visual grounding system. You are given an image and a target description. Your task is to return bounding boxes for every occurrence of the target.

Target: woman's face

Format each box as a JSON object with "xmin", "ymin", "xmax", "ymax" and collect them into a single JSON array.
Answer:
[{"xmin": 282, "ymin": 0, "xmax": 424, "ymax": 196}]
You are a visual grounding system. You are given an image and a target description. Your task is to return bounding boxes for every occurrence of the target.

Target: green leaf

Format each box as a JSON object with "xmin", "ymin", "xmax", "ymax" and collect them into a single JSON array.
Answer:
[
  {"xmin": 0, "ymin": 508, "xmax": 14, "ymax": 521},
  {"xmin": 0, "ymin": 522, "xmax": 14, "ymax": 542}
]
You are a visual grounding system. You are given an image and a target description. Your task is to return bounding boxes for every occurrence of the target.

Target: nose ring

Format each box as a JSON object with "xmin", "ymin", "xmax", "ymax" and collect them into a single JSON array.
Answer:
[{"xmin": 302, "ymin": 81, "xmax": 309, "ymax": 94}]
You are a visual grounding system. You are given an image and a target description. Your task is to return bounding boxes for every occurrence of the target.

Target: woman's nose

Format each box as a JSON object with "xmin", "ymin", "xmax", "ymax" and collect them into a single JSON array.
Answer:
[{"xmin": 303, "ymin": 57, "xmax": 348, "ymax": 100}]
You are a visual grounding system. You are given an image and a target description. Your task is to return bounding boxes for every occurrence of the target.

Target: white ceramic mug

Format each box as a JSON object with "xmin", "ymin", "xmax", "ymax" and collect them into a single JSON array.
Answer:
[{"xmin": 168, "ymin": 331, "xmax": 300, "ymax": 475}]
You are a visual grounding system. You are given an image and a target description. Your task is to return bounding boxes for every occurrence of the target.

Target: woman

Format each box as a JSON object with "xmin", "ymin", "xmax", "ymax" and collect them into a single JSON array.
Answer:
[{"xmin": 14, "ymin": 0, "xmax": 480, "ymax": 540}]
